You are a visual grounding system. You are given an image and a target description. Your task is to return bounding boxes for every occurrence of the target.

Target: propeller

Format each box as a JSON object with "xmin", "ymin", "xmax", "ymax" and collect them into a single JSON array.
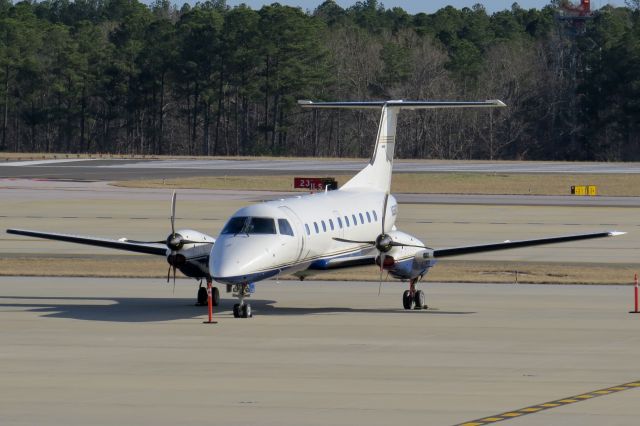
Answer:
[
  {"xmin": 333, "ymin": 193, "xmax": 433, "ymax": 293},
  {"xmin": 125, "ymin": 191, "xmax": 204, "ymax": 285}
]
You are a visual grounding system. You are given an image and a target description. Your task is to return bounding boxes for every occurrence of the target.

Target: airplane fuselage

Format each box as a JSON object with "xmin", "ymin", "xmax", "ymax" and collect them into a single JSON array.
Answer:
[{"xmin": 210, "ymin": 189, "xmax": 398, "ymax": 284}]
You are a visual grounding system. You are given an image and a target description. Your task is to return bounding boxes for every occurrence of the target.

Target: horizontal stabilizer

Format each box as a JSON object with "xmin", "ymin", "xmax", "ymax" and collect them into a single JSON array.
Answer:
[
  {"xmin": 432, "ymin": 231, "xmax": 624, "ymax": 258},
  {"xmin": 298, "ymin": 99, "xmax": 506, "ymax": 109}
]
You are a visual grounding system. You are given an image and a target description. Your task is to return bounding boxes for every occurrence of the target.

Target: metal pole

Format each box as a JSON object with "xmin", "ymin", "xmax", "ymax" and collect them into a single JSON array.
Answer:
[
  {"xmin": 631, "ymin": 273, "xmax": 639, "ymax": 314},
  {"xmin": 635, "ymin": 273, "xmax": 638, "ymax": 313},
  {"xmin": 204, "ymin": 279, "xmax": 217, "ymax": 324}
]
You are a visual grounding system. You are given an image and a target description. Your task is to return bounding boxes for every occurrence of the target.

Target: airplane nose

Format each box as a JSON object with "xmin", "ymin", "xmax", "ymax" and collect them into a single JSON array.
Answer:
[{"xmin": 209, "ymin": 236, "xmax": 278, "ymax": 284}]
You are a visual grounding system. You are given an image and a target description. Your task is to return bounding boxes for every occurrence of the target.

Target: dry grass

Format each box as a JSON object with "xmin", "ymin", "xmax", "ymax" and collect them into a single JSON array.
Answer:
[
  {"xmin": 2, "ymin": 255, "xmax": 636, "ymax": 285},
  {"xmin": 115, "ymin": 173, "xmax": 640, "ymax": 196},
  {"xmin": 0, "ymin": 152, "xmax": 359, "ymax": 161}
]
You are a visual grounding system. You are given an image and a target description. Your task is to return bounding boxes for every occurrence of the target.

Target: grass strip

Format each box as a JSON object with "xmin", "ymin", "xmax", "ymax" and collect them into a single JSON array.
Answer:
[
  {"xmin": 2, "ymin": 254, "xmax": 636, "ymax": 285},
  {"xmin": 114, "ymin": 173, "xmax": 640, "ymax": 197}
]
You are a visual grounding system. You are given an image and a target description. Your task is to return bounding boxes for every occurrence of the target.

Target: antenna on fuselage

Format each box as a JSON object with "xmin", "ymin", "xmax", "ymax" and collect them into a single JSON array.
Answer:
[{"xmin": 298, "ymin": 99, "xmax": 506, "ymax": 194}]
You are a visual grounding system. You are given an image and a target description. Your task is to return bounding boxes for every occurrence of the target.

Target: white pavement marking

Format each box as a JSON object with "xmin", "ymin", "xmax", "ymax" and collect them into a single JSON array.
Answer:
[{"xmin": 2, "ymin": 159, "xmax": 97, "ymax": 166}]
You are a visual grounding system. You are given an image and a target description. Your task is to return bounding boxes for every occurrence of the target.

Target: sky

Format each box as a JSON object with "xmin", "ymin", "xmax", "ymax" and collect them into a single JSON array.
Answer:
[{"xmin": 225, "ymin": 1, "xmax": 626, "ymax": 14}]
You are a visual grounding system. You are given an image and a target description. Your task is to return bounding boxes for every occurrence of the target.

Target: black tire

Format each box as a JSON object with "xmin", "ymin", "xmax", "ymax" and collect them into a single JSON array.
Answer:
[
  {"xmin": 242, "ymin": 304, "xmax": 252, "ymax": 318},
  {"xmin": 197, "ymin": 287, "xmax": 207, "ymax": 306},
  {"xmin": 212, "ymin": 287, "xmax": 220, "ymax": 306},
  {"xmin": 414, "ymin": 290, "xmax": 425, "ymax": 310},
  {"xmin": 402, "ymin": 290, "xmax": 413, "ymax": 310},
  {"xmin": 233, "ymin": 303, "xmax": 240, "ymax": 318}
]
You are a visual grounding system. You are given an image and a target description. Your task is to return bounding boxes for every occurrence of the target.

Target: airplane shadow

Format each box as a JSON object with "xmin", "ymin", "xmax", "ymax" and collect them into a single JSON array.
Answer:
[{"xmin": 0, "ymin": 296, "xmax": 475, "ymax": 322}]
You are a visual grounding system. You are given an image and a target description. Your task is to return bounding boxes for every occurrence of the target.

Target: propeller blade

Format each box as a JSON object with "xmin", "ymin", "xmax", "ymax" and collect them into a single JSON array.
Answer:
[
  {"xmin": 333, "ymin": 237, "xmax": 375, "ymax": 245},
  {"xmin": 378, "ymin": 253, "xmax": 385, "ymax": 296},
  {"xmin": 389, "ymin": 241, "xmax": 433, "ymax": 250},
  {"xmin": 381, "ymin": 193, "xmax": 389, "ymax": 234},
  {"xmin": 166, "ymin": 263, "xmax": 171, "ymax": 283},
  {"xmin": 170, "ymin": 191, "xmax": 177, "ymax": 236},
  {"xmin": 179, "ymin": 239, "xmax": 210, "ymax": 245},
  {"xmin": 123, "ymin": 239, "xmax": 166, "ymax": 244},
  {"xmin": 172, "ymin": 265, "xmax": 177, "ymax": 289}
]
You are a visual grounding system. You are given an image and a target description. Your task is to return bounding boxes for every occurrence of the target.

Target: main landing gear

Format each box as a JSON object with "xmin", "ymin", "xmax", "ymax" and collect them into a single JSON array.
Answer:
[
  {"xmin": 402, "ymin": 278, "xmax": 426, "ymax": 310},
  {"xmin": 197, "ymin": 281, "xmax": 219, "ymax": 306},
  {"xmin": 232, "ymin": 283, "xmax": 252, "ymax": 318}
]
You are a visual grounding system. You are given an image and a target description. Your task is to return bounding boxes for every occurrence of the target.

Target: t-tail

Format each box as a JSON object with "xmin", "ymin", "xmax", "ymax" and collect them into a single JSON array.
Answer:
[{"xmin": 298, "ymin": 99, "xmax": 506, "ymax": 193}]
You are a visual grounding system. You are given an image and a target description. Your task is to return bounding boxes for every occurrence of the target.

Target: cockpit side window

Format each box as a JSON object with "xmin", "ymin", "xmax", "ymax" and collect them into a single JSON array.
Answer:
[{"xmin": 278, "ymin": 218, "xmax": 294, "ymax": 236}]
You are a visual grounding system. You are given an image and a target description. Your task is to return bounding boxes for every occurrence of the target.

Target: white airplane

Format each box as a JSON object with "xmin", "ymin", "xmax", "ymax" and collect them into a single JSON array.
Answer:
[{"xmin": 7, "ymin": 99, "xmax": 625, "ymax": 319}]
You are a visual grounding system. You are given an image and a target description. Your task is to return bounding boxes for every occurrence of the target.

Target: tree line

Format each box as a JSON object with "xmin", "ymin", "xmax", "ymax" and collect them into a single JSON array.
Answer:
[{"xmin": 0, "ymin": 0, "xmax": 639, "ymax": 161}]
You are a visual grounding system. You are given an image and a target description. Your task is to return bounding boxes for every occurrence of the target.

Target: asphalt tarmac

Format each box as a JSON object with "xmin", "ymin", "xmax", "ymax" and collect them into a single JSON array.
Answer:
[
  {"xmin": 1, "ymin": 176, "xmax": 638, "ymax": 425},
  {"xmin": 2, "ymin": 158, "xmax": 640, "ymax": 180},
  {"xmin": 1, "ymin": 278, "xmax": 638, "ymax": 426}
]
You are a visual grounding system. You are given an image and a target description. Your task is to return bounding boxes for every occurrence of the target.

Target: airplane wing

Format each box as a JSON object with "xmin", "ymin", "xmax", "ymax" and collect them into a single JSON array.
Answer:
[
  {"xmin": 308, "ymin": 255, "xmax": 377, "ymax": 270},
  {"xmin": 432, "ymin": 231, "xmax": 624, "ymax": 258},
  {"xmin": 6, "ymin": 229, "xmax": 168, "ymax": 256}
]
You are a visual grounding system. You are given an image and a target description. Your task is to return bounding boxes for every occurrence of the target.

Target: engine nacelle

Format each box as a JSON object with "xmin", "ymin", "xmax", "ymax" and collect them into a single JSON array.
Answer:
[
  {"xmin": 170, "ymin": 229, "xmax": 216, "ymax": 278},
  {"xmin": 377, "ymin": 231, "xmax": 436, "ymax": 280}
]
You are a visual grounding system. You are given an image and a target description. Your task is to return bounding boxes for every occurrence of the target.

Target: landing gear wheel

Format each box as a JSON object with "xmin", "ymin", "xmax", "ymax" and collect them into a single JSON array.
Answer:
[
  {"xmin": 233, "ymin": 303, "xmax": 241, "ymax": 318},
  {"xmin": 212, "ymin": 286, "xmax": 220, "ymax": 306},
  {"xmin": 197, "ymin": 287, "xmax": 207, "ymax": 306},
  {"xmin": 241, "ymin": 304, "xmax": 252, "ymax": 318},
  {"xmin": 402, "ymin": 290, "xmax": 413, "ymax": 310},
  {"xmin": 414, "ymin": 290, "xmax": 425, "ymax": 310}
]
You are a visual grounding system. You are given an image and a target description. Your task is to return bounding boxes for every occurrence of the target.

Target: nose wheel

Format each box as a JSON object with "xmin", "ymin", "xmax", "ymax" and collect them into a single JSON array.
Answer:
[
  {"xmin": 233, "ymin": 303, "xmax": 252, "ymax": 318},
  {"xmin": 402, "ymin": 279, "xmax": 426, "ymax": 310},
  {"xmin": 232, "ymin": 283, "xmax": 252, "ymax": 318}
]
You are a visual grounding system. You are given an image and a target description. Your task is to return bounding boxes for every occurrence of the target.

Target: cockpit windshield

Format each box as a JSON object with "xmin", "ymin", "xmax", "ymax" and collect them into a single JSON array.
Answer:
[{"xmin": 221, "ymin": 216, "xmax": 277, "ymax": 235}]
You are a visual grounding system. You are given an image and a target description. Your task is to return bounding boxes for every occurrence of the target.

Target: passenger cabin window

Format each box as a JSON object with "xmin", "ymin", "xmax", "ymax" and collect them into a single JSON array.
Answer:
[
  {"xmin": 305, "ymin": 224, "xmax": 310, "ymax": 236},
  {"xmin": 321, "ymin": 221, "xmax": 327, "ymax": 232},
  {"xmin": 278, "ymin": 219, "xmax": 294, "ymax": 236},
  {"xmin": 359, "ymin": 213, "xmax": 364, "ymax": 224},
  {"xmin": 372, "ymin": 210, "xmax": 378, "ymax": 221},
  {"xmin": 366, "ymin": 212, "xmax": 371, "ymax": 223},
  {"xmin": 329, "ymin": 219, "xmax": 334, "ymax": 231},
  {"xmin": 221, "ymin": 216, "xmax": 276, "ymax": 235},
  {"xmin": 314, "ymin": 222, "xmax": 319, "ymax": 234}
]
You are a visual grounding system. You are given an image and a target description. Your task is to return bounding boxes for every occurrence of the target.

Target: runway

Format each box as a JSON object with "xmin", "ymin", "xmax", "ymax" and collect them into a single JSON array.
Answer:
[
  {"xmin": 2, "ymin": 158, "xmax": 640, "ymax": 180},
  {"xmin": 0, "ymin": 278, "xmax": 638, "ymax": 425}
]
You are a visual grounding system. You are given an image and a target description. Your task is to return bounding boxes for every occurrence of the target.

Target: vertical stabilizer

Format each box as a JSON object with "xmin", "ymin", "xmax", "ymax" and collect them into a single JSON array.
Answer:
[
  {"xmin": 297, "ymin": 99, "xmax": 506, "ymax": 194},
  {"xmin": 341, "ymin": 105, "xmax": 397, "ymax": 192}
]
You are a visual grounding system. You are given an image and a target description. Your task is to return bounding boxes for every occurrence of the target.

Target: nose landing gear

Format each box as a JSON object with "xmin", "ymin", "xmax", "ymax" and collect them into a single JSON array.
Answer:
[
  {"xmin": 232, "ymin": 283, "xmax": 252, "ymax": 318},
  {"xmin": 402, "ymin": 278, "xmax": 426, "ymax": 310}
]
